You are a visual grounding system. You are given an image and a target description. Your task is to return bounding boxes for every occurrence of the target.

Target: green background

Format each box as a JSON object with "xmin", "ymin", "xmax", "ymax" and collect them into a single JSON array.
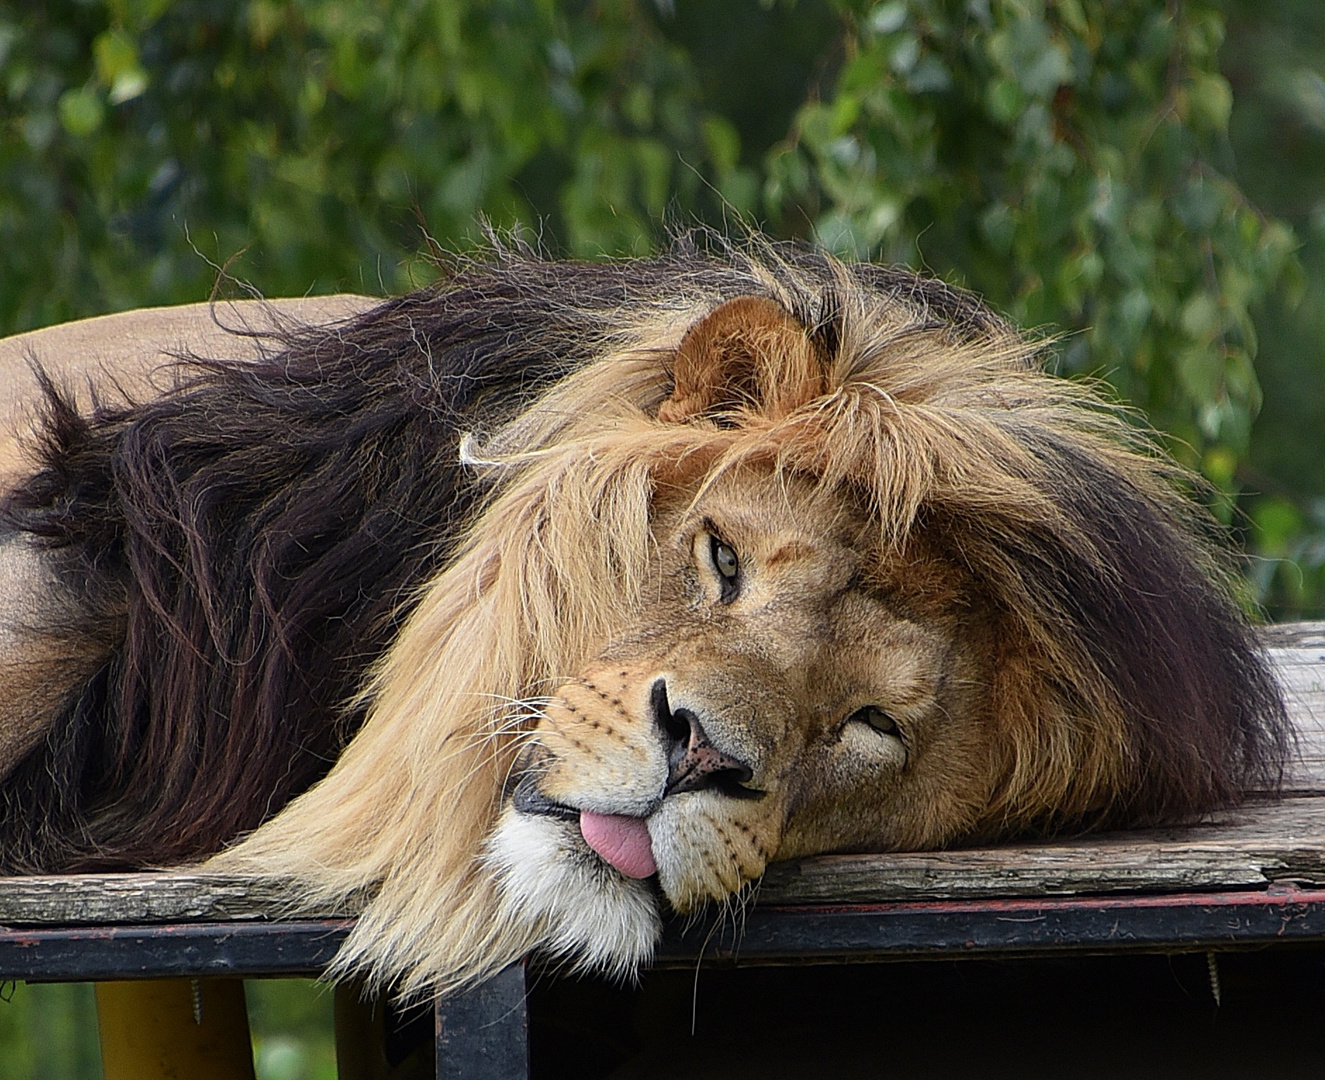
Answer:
[
  {"xmin": 3, "ymin": 0, "xmax": 1323, "ymax": 617},
  {"xmin": 1, "ymin": 1, "xmax": 1323, "ymax": 1075}
]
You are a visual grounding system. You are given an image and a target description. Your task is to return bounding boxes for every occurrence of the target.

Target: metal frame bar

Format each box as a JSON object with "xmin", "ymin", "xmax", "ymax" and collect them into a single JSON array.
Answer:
[
  {"xmin": 5, "ymin": 886, "xmax": 1325, "ymax": 1079},
  {"xmin": 5, "ymin": 885, "xmax": 1325, "ymax": 982},
  {"xmin": 436, "ymin": 962, "xmax": 529, "ymax": 1080},
  {"xmin": 0, "ymin": 919, "xmax": 352, "ymax": 982},
  {"xmin": 654, "ymin": 883, "xmax": 1325, "ymax": 965}
]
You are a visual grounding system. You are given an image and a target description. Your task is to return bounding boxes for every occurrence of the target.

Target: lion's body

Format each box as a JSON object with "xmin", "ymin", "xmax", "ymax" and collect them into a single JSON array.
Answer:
[{"xmin": 0, "ymin": 242, "xmax": 1290, "ymax": 994}]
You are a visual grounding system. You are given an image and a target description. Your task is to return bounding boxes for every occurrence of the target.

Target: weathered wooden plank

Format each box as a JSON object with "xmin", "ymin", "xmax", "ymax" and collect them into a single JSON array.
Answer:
[
  {"xmin": 1261, "ymin": 621, "xmax": 1325, "ymax": 649},
  {"xmin": 1267, "ymin": 622, "xmax": 1325, "ymax": 792},
  {"xmin": 0, "ymin": 872, "xmax": 360, "ymax": 926},
  {"xmin": 757, "ymin": 795, "xmax": 1325, "ymax": 904}
]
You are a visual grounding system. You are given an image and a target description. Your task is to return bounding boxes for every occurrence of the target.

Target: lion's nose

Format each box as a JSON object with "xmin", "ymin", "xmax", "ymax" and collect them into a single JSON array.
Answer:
[{"xmin": 650, "ymin": 679, "xmax": 756, "ymax": 797}]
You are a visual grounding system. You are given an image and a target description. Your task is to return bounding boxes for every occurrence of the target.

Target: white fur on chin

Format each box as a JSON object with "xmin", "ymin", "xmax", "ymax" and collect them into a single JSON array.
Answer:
[{"xmin": 484, "ymin": 805, "xmax": 662, "ymax": 979}]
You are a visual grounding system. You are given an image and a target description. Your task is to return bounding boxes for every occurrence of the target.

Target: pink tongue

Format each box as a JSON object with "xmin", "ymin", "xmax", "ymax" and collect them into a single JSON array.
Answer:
[{"xmin": 579, "ymin": 810, "xmax": 657, "ymax": 879}]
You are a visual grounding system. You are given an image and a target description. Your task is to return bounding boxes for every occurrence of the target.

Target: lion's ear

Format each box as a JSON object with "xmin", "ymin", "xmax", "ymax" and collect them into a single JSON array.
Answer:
[{"xmin": 658, "ymin": 297, "xmax": 827, "ymax": 423}]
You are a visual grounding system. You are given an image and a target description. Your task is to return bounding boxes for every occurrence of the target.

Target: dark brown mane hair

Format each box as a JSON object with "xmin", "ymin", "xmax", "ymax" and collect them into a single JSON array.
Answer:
[
  {"xmin": 958, "ymin": 427, "xmax": 1289, "ymax": 831},
  {"xmin": 0, "ymin": 236, "xmax": 1290, "ymax": 873}
]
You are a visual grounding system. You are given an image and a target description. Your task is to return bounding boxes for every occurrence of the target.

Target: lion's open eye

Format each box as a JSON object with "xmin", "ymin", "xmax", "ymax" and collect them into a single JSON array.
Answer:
[
  {"xmin": 849, "ymin": 706, "xmax": 899, "ymax": 738},
  {"xmin": 709, "ymin": 534, "xmax": 740, "ymax": 603}
]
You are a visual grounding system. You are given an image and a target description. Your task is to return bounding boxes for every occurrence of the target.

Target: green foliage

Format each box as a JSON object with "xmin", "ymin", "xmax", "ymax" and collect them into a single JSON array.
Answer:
[
  {"xmin": 1220, "ymin": 0, "xmax": 1325, "ymax": 619},
  {"xmin": 0, "ymin": 982, "xmax": 101, "ymax": 1080},
  {"xmin": 0, "ymin": 0, "xmax": 1320, "ymax": 623},
  {"xmin": 765, "ymin": 0, "xmax": 1298, "ymax": 486},
  {"xmin": 0, "ymin": 0, "xmax": 736, "ymax": 325},
  {"xmin": 247, "ymin": 979, "xmax": 336, "ymax": 1080}
]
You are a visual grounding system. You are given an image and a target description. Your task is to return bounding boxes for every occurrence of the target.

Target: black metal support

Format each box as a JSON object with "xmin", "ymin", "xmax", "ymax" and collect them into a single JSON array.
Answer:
[
  {"xmin": 5, "ymin": 885, "xmax": 1325, "ymax": 983},
  {"xmin": 655, "ymin": 883, "xmax": 1325, "ymax": 965},
  {"xmin": 0, "ymin": 919, "xmax": 353, "ymax": 981},
  {"xmin": 435, "ymin": 961, "xmax": 529, "ymax": 1080}
]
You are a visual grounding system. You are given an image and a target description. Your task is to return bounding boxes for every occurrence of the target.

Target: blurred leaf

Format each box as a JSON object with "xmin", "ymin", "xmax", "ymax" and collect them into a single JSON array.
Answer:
[
  {"xmin": 1252, "ymin": 496, "xmax": 1304, "ymax": 555},
  {"xmin": 867, "ymin": 2, "xmax": 908, "ymax": 36},
  {"xmin": 1179, "ymin": 291, "xmax": 1222, "ymax": 340},
  {"xmin": 1186, "ymin": 69, "xmax": 1233, "ymax": 132},
  {"xmin": 94, "ymin": 29, "xmax": 149, "ymax": 103},
  {"xmin": 57, "ymin": 87, "xmax": 105, "ymax": 135}
]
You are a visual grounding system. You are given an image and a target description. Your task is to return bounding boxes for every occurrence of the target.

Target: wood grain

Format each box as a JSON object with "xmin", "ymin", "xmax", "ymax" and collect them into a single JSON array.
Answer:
[
  {"xmin": 1268, "ymin": 621, "xmax": 1325, "ymax": 792},
  {"xmin": 0, "ymin": 873, "xmax": 361, "ymax": 926},
  {"xmin": 757, "ymin": 795, "xmax": 1325, "ymax": 904}
]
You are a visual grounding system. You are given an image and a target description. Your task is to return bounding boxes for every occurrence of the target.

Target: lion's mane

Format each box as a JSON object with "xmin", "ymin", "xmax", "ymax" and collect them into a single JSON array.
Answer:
[{"xmin": 0, "ymin": 238, "xmax": 1289, "ymax": 994}]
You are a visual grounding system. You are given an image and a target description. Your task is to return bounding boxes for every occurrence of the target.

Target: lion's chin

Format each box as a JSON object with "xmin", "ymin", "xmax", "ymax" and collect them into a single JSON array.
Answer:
[{"xmin": 484, "ymin": 805, "xmax": 662, "ymax": 979}]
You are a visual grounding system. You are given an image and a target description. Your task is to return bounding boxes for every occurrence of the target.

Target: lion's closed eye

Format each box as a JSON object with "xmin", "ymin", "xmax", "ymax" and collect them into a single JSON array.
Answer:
[
  {"xmin": 848, "ymin": 705, "xmax": 900, "ymax": 739},
  {"xmin": 842, "ymin": 705, "xmax": 908, "ymax": 770}
]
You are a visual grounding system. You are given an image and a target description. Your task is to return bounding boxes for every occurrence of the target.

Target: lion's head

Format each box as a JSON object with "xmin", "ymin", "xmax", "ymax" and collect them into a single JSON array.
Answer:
[
  {"xmin": 213, "ymin": 248, "xmax": 1288, "ymax": 997},
  {"xmin": 483, "ymin": 461, "xmax": 993, "ymax": 974}
]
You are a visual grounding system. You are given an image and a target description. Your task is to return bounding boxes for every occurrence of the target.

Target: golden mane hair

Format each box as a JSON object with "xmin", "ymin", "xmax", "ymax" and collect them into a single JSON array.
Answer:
[
  {"xmin": 215, "ymin": 242, "xmax": 1285, "ymax": 995},
  {"xmin": 1, "ymin": 238, "xmax": 1287, "ymax": 995}
]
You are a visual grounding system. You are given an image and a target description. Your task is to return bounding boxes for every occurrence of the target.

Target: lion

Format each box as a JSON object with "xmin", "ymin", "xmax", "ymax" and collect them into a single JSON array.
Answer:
[{"xmin": 0, "ymin": 240, "xmax": 1290, "ymax": 997}]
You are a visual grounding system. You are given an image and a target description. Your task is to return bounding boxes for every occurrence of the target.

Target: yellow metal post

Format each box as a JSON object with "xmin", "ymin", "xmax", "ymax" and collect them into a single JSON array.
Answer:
[{"xmin": 95, "ymin": 977, "xmax": 257, "ymax": 1080}]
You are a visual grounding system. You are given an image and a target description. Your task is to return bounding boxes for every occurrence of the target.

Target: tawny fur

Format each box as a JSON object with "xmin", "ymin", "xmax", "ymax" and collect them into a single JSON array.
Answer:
[{"xmin": 0, "ymin": 238, "xmax": 1288, "ymax": 996}]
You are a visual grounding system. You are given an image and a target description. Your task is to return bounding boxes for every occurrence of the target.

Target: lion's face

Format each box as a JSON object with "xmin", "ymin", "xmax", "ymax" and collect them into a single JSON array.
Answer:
[{"xmin": 487, "ymin": 465, "xmax": 994, "ymax": 954}]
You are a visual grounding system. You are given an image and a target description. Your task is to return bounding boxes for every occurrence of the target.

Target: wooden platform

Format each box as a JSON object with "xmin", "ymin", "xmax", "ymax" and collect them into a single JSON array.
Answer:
[{"xmin": 0, "ymin": 623, "xmax": 1322, "ymax": 1077}]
